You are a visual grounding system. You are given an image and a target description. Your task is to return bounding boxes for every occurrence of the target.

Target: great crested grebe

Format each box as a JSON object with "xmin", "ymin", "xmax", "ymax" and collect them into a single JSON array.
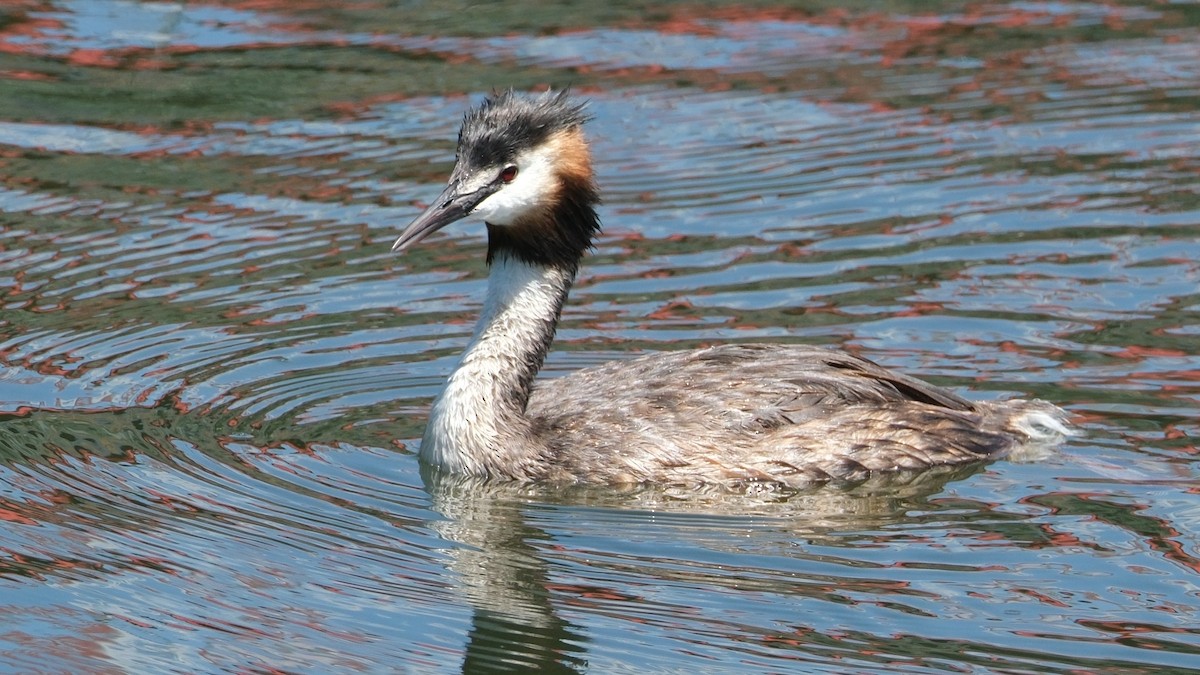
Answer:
[{"xmin": 393, "ymin": 90, "xmax": 1072, "ymax": 488}]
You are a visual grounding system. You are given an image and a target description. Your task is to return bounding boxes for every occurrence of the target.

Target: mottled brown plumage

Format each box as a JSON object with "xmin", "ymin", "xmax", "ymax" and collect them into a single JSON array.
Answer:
[
  {"xmin": 394, "ymin": 90, "xmax": 1073, "ymax": 489},
  {"xmin": 525, "ymin": 344, "xmax": 1066, "ymax": 486}
]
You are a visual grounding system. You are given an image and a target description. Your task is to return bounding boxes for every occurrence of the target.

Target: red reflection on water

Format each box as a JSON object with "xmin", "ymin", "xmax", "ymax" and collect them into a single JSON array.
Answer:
[{"xmin": 0, "ymin": 3, "xmax": 64, "ymax": 58}]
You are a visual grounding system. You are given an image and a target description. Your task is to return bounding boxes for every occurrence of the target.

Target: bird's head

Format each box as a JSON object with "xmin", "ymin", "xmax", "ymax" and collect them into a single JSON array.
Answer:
[{"xmin": 393, "ymin": 90, "xmax": 600, "ymax": 267}]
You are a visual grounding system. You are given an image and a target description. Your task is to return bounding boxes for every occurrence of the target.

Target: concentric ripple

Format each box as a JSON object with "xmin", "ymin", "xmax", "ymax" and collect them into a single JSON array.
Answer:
[{"xmin": 1, "ymin": 1, "xmax": 1198, "ymax": 672}]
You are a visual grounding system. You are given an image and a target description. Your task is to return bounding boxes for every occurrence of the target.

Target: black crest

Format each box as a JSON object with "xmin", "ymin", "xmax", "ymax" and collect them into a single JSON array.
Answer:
[{"xmin": 458, "ymin": 89, "xmax": 590, "ymax": 169}]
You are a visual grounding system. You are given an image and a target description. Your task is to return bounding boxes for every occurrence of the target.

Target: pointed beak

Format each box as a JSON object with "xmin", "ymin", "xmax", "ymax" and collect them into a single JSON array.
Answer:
[{"xmin": 392, "ymin": 177, "xmax": 497, "ymax": 253}]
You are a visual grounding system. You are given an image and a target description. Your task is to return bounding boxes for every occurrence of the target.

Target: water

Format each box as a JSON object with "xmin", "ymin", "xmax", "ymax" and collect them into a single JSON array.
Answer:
[{"xmin": 1, "ymin": 1, "xmax": 1198, "ymax": 672}]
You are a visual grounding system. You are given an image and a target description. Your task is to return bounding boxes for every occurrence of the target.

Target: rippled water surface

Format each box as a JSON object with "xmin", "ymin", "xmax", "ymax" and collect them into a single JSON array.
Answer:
[{"xmin": 1, "ymin": 1, "xmax": 1199, "ymax": 672}]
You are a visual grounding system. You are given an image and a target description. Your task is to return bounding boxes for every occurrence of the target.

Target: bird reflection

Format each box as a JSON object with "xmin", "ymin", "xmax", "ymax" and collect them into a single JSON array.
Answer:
[{"xmin": 421, "ymin": 462, "xmax": 986, "ymax": 673}]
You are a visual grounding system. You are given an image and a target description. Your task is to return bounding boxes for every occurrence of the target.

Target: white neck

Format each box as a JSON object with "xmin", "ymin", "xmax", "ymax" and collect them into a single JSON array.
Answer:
[{"xmin": 420, "ymin": 255, "xmax": 574, "ymax": 477}]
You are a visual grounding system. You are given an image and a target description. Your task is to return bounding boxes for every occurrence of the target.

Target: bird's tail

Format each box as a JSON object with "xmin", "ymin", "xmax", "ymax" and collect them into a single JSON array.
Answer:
[{"xmin": 996, "ymin": 399, "xmax": 1077, "ymax": 461}]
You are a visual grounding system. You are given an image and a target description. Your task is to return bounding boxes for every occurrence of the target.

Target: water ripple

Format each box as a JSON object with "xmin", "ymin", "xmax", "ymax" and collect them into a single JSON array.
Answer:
[{"xmin": 2, "ymin": 1, "xmax": 1199, "ymax": 672}]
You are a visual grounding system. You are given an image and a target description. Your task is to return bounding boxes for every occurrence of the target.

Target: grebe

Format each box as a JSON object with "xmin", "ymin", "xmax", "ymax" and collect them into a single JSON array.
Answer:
[{"xmin": 394, "ymin": 90, "xmax": 1072, "ymax": 488}]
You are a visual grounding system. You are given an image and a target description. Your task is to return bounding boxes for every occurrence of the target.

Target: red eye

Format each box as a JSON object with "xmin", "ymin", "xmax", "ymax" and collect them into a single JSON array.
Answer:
[{"xmin": 500, "ymin": 165, "xmax": 518, "ymax": 183}]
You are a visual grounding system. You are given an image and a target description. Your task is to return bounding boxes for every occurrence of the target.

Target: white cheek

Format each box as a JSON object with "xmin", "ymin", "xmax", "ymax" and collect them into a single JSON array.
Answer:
[{"xmin": 471, "ymin": 147, "xmax": 557, "ymax": 226}]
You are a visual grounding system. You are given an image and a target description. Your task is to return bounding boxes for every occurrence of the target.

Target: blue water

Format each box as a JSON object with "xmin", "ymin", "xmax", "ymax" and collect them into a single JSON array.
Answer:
[{"xmin": 0, "ymin": 1, "xmax": 1198, "ymax": 672}]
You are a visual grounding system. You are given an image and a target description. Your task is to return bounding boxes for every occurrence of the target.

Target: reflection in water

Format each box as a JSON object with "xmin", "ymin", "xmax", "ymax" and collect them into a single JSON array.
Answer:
[
  {"xmin": 0, "ymin": 0, "xmax": 1199, "ymax": 672},
  {"xmin": 422, "ymin": 464, "xmax": 985, "ymax": 673},
  {"xmin": 426, "ymin": 469, "xmax": 589, "ymax": 673}
]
